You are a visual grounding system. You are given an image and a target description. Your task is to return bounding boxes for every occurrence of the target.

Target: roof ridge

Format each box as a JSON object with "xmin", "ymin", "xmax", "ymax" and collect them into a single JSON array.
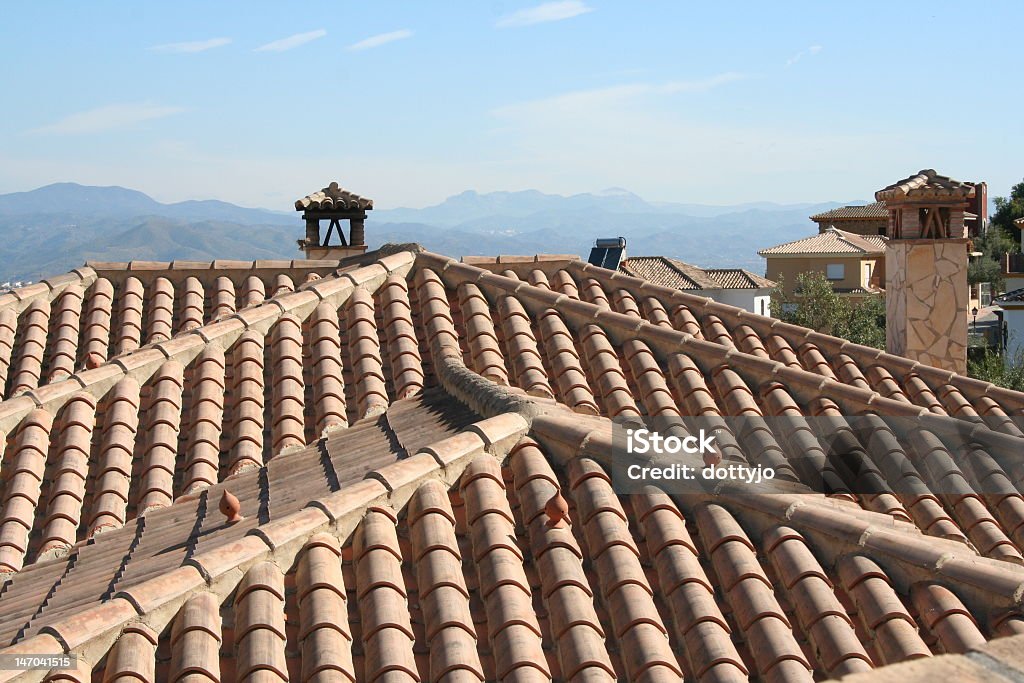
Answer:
[{"xmin": 416, "ymin": 253, "xmax": 953, "ymax": 418}]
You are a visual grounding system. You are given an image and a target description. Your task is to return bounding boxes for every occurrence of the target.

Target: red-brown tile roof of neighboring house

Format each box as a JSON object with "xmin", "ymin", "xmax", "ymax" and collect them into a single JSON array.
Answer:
[
  {"xmin": 1, "ymin": 244, "xmax": 1024, "ymax": 681},
  {"xmin": 295, "ymin": 181, "xmax": 373, "ymax": 212},
  {"xmin": 620, "ymin": 256, "xmax": 773, "ymax": 291},
  {"xmin": 704, "ymin": 266, "xmax": 776, "ymax": 289},
  {"xmin": 759, "ymin": 227, "xmax": 888, "ymax": 256},
  {"xmin": 810, "ymin": 201, "xmax": 888, "ymax": 222}
]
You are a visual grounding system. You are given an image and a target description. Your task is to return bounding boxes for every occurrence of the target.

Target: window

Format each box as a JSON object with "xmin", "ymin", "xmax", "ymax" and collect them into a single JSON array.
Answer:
[
  {"xmin": 863, "ymin": 262, "xmax": 872, "ymax": 287},
  {"xmin": 826, "ymin": 263, "xmax": 845, "ymax": 280}
]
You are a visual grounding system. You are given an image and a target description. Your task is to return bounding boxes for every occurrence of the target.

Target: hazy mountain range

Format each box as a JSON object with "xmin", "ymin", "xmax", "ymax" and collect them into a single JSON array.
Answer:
[{"xmin": 0, "ymin": 182, "xmax": 867, "ymax": 281}]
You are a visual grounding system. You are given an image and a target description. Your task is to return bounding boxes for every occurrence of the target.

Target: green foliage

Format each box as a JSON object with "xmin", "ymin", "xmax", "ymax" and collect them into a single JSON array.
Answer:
[
  {"xmin": 770, "ymin": 271, "xmax": 885, "ymax": 349},
  {"xmin": 845, "ymin": 292, "xmax": 887, "ymax": 350},
  {"xmin": 992, "ymin": 179, "xmax": 1024, "ymax": 243},
  {"xmin": 969, "ymin": 224, "xmax": 1018, "ymax": 290},
  {"xmin": 968, "ymin": 347, "xmax": 1024, "ymax": 392}
]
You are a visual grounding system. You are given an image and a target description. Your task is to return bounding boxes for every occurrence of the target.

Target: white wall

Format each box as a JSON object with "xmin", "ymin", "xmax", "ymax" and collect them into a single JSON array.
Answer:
[
  {"xmin": 1005, "ymin": 307, "xmax": 1024, "ymax": 366},
  {"xmin": 1006, "ymin": 275, "xmax": 1024, "ymax": 294},
  {"xmin": 697, "ymin": 288, "xmax": 773, "ymax": 316}
]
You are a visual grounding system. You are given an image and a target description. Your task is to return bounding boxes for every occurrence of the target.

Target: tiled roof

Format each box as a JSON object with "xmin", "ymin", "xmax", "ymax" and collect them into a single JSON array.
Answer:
[
  {"xmin": 1, "ymin": 244, "xmax": 1024, "ymax": 681},
  {"xmin": 620, "ymin": 256, "xmax": 773, "ymax": 291},
  {"xmin": 295, "ymin": 181, "xmax": 374, "ymax": 212},
  {"xmin": 704, "ymin": 267, "xmax": 776, "ymax": 289},
  {"xmin": 810, "ymin": 201, "xmax": 888, "ymax": 222},
  {"xmin": 759, "ymin": 227, "xmax": 888, "ymax": 256},
  {"xmin": 996, "ymin": 287, "xmax": 1024, "ymax": 304},
  {"xmin": 620, "ymin": 256, "xmax": 720, "ymax": 289},
  {"xmin": 876, "ymin": 169, "xmax": 976, "ymax": 202}
]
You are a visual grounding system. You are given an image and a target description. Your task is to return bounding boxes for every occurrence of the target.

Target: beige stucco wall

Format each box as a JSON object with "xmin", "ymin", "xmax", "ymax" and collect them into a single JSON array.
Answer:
[
  {"xmin": 886, "ymin": 240, "xmax": 968, "ymax": 374},
  {"xmin": 764, "ymin": 255, "xmax": 884, "ymax": 297}
]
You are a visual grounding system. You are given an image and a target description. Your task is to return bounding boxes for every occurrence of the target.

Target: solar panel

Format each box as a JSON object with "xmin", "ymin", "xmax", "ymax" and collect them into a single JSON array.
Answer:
[
  {"xmin": 588, "ymin": 238, "xmax": 625, "ymax": 269},
  {"xmin": 601, "ymin": 247, "xmax": 624, "ymax": 269}
]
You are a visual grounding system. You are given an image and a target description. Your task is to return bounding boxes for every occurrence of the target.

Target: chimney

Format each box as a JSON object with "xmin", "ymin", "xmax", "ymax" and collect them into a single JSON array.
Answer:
[
  {"xmin": 876, "ymin": 169, "xmax": 975, "ymax": 374},
  {"xmin": 294, "ymin": 182, "xmax": 373, "ymax": 260}
]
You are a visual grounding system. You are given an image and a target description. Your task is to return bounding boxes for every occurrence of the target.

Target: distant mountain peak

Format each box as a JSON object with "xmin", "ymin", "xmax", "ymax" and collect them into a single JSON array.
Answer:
[{"xmin": 596, "ymin": 186, "xmax": 641, "ymax": 198}]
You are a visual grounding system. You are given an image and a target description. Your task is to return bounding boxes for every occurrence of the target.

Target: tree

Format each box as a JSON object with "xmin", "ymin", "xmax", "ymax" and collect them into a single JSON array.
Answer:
[
  {"xmin": 969, "ymin": 224, "xmax": 1017, "ymax": 292},
  {"xmin": 992, "ymin": 179, "xmax": 1024, "ymax": 244},
  {"xmin": 968, "ymin": 346, "xmax": 1024, "ymax": 392},
  {"xmin": 770, "ymin": 271, "xmax": 886, "ymax": 349}
]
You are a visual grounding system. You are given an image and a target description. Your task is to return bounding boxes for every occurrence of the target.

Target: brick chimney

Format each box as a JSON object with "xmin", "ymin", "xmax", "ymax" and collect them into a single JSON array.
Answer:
[
  {"xmin": 876, "ymin": 169, "xmax": 975, "ymax": 374},
  {"xmin": 294, "ymin": 182, "xmax": 373, "ymax": 260}
]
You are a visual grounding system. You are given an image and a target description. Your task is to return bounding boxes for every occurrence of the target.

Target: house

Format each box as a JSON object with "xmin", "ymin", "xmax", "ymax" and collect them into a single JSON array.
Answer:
[
  {"xmin": 809, "ymin": 201, "xmax": 889, "ymax": 236},
  {"xmin": 758, "ymin": 227, "xmax": 886, "ymax": 300},
  {"xmin": 809, "ymin": 182, "xmax": 987, "ymax": 239},
  {"xmin": 618, "ymin": 255, "xmax": 774, "ymax": 315},
  {"xmin": 1, "ymin": 179, "xmax": 1024, "ymax": 681},
  {"xmin": 996, "ymin": 246, "xmax": 1024, "ymax": 363}
]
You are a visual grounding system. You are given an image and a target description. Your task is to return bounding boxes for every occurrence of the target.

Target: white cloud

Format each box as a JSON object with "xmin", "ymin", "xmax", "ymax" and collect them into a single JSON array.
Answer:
[
  {"xmin": 496, "ymin": 1, "xmax": 593, "ymax": 28},
  {"xmin": 483, "ymin": 70, "xmax": 907, "ymax": 204},
  {"xmin": 348, "ymin": 29, "xmax": 413, "ymax": 51},
  {"xmin": 493, "ymin": 73, "xmax": 746, "ymax": 117},
  {"xmin": 786, "ymin": 44, "xmax": 823, "ymax": 67},
  {"xmin": 30, "ymin": 103, "xmax": 186, "ymax": 135},
  {"xmin": 149, "ymin": 37, "xmax": 232, "ymax": 54},
  {"xmin": 254, "ymin": 29, "xmax": 327, "ymax": 53}
]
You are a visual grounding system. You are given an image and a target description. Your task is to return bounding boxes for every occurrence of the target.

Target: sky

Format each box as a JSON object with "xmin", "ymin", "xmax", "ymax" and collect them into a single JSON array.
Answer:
[{"xmin": 1, "ymin": 1, "xmax": 1022, "ymax": 210}]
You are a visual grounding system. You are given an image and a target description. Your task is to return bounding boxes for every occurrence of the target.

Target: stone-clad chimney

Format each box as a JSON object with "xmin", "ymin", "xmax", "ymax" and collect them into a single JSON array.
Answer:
[
  {"xmin": 294, "ymin": 182, "xmax": 373, "ymax": 260},
  {"xmin": 876, "ymin": 169, "xmax": 975, "ymax": 374}
]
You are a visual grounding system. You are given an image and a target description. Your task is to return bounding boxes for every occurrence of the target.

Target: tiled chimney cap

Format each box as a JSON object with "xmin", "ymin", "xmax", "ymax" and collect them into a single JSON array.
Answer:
[
  {"xmin": 875, "ymin": 169, "xmax": 975, "ymax": 202},
  {"xmin": 295, "ymin": 181, "xmax": 373, "ymax": 212}
]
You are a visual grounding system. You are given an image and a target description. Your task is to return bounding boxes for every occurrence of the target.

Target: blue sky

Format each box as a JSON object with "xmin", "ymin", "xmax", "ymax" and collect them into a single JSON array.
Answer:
[{"xmin": 2, "ymin": 1, "xmax": 1022, "ymax": 209}]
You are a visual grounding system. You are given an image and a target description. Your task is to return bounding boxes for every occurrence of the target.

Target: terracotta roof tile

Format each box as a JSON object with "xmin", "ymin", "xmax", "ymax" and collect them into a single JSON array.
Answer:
[
  {"xmin": 295, "ymin": 182, "xmax": 374, "ymax": 212},
  {"xmin": 270, "ymin": 315, "xmax": 306, "ymax": 454},
  {"xmin": 310, "ymin": 302, "xmax": 348, "ymax": 434},
  {"xmin": 0, "ymin": 409, "xmax": 54, "ymax": 573},
  {"xmin": 458, "ymin": 282, "xmax": 509, "ymax": 385},
  {"xmin": 235, "ymin": 561, "xmax": 289, "ymax": 680},
  {"xmin": 170, "ymin": 592, "xmax": 223, "ymax": 682},
  {"xmin": 8, "ymin": 298, "xmax": 49, "ymax": 396},
  {"xmin": 47, "ymin": 284, "xmax": 83, "ymax": 382},
  {"xmin": 497, "ymin": 295, "xmax": 553, "ymax": 399},
  {"xmin": 104, "ymin": 623, "xmax": 159, "ymax": 682},
  {"xmin": 182, "ymin": 347, "xmax": 226, "ymax": 494},
  {"xmin": 380, "ymin": 274, "xmax": 424, "ymax": 400},
  {"xmin": 228, "ymin": 330, "xmax": 266, "ymax": 475},
  {"xmin": 137, "ymin": 360, "xmax": 185, "ymax": 514},
  {"xmin": 89, "ymin": 376, "xmax": 142, "ymax": 535},
  {"xmin": 876, "ymin": 169, "xmax": 976, "ymax": 201}
]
